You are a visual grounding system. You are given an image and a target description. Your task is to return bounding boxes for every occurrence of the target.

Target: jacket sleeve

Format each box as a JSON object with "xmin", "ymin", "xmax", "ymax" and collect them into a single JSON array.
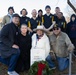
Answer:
[
  {"xmin": 0, "ymin": 25, "xmax": 13, "ymax": 47},
  {"xmin": 28, "ymin": 36, "xmax": 32, "ymax": 50},
  {"xmin": 65, "ymin": 33, "xmax": 74, "ymax": 50},
  {"xmin": 48, "ymin": 35, "xmax": 53, "ymax": 52},
  {"xmin": 45, "ymin": 37, "xmax": 50, "ymax": 57},
  {"xmin": 66, "ymin": 23, "xmax": 70, "ymax": 35},
  {"xmin": 31, "ymin": 34, "xmax": 36, "ymax": 48},
  {"xmin": 2, "ymin": 16, "xmax": 6, "ymax": 25}
]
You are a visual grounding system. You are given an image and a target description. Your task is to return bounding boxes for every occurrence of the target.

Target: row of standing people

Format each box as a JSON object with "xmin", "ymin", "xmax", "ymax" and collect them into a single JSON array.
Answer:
[{"xmin": 2, "ymin": 5, "xmax": 67, "ymax": 33}]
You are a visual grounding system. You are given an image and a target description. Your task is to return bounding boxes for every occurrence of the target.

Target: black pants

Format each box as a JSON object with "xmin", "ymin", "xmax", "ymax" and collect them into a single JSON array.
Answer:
[{"xmin": 15, "ymin": 53, "xmax": 30, "ymax": 73}]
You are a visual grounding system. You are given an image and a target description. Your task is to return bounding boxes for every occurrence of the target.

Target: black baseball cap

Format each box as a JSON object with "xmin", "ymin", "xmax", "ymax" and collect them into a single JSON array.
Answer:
[
  {"xmin": 12, "ymin": 13, "xmax": 20, "ymax": 18},
  {"xmin": 53, "ymin": 24, "xmax": 61, "ymax": 29}
]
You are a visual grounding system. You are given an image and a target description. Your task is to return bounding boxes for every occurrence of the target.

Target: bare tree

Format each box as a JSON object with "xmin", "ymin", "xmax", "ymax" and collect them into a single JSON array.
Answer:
[{"xmin": 67, "ymin": 0, "xmax": 76, "ymax": 13}]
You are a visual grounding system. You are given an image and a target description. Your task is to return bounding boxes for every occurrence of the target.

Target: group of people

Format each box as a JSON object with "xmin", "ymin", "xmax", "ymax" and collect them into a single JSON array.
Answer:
[{"xmin": 0, "ymin": 5, "xmax": 76, "ymax": 75}]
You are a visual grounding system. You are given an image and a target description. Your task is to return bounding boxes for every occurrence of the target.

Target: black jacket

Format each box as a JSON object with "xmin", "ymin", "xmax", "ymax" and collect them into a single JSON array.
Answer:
[
  {"xmin": 30, "ymin": 18, "xmax": 40, "ymax": 30},
  {"xmin": 15, "ymin": 33, "xmax": 32, "ymax": 72},
  {"xmin": 67, "ymin": 14, "xmax": 76, "ymax": 38},
  {"xmin": 56, "ymin": 17, "xmax": 67, "ymax": 32},
  {"xmin": 20, "ymin": 16, "xmax": 30, "ymax": 26},
  {"xmin": 17, "ymin": 33, "xmax": 31, "ymax": 56},
  {"xmin": 43, "ymin": 14, "xmax": 56, "ymax": 29},
  {"xmin": 0, "ymin": 22, "xmax": 19, "ymax": 58},
  {"xmin": 37, "ymin": 15, "xmax": 43, "ymax": 24}
]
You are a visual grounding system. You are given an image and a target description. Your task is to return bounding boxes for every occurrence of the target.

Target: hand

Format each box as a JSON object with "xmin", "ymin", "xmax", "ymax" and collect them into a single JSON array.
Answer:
[
  {"xmin": 33, "ymin": 29, "xmax": 36, "ymax": 31},
  {"xmin": 28, "ymin": 27, "xmax": 33, "ymax": 32},
  {"xmin": 12, "ymin": 44, "xmax": 19, "ymax": 49},
  {"xmin": 50, "ymin": 52, "xmax": 56, "ymax": 60},
  {"xmin": 52, "ymin": 21, "xmax": 56, "ymax": 25},
  {"xmin": 68, "ymin": 47, "xmax": 73, "ymax": 52}
]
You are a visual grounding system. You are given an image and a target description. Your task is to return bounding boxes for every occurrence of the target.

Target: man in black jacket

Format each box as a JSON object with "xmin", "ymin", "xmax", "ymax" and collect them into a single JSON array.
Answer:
[{"xmin": 0, "ymin": 14, "xmax": 20, "ymax": 75}]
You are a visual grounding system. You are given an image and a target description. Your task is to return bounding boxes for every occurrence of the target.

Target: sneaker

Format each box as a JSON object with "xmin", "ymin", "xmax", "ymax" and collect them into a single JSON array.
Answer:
[
  {"xmin": 7, "ymin": 71, "xmax": 19, "ymax": 75},
  {"xmin": 51, "ymin": 67, "xmax": 56, "ymax": 70}
]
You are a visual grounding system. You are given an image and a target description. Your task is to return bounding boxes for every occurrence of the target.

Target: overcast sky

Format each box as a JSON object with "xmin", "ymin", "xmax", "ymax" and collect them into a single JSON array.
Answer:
[{"xmin": 0, "ymin": 0, "xmax": 67, "ymax": 17}]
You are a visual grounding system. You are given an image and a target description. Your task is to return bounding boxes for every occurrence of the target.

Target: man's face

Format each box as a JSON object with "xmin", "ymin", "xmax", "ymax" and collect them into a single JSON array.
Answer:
[
  {"xmin": 53, "ymin": 27, "xmax": 61, "ymax": 35},
  {"xmin": 45, "ymin": 8, "xmax": 51, "ymax": 14},
  {"xmin": 57, "ymin": 12, "xmax": 63, "ymax": 19},
  {"xmin": 8, "ymin": 9, "xmax": 14, "ymax": 15},
  {"xmin": 37, "ymin": 29, "xmax": 43, "ymax": 36},
  {"xmin": 32, "ymin": 9, "xmax": 37, "ymax": 17},
  {"xmin": 55, "ymin": 8, "xmax": 60, "ymax": 13},
  {"xmin": 12, "ymin": 17, "xmax": 20, "ymax": 25}
]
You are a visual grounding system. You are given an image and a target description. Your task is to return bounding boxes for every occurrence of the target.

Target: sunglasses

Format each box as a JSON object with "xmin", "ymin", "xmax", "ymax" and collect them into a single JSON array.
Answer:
[{"xmin": 53, "ymin": 27, "xmax": 59, "ymax": 30}]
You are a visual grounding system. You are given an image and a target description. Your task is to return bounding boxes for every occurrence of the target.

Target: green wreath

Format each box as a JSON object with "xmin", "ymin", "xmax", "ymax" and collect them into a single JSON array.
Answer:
[{"xmin": 28, "ymin": 61, "xmax": 53, "ymax": 75}]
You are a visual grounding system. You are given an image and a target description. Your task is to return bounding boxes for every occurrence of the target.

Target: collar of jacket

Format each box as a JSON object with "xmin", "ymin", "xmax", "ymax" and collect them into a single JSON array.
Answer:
[
  {"xmin": 7, "ymin": 13, "xmax": 13, "ymax": 17},
  {"xmin": 11, "ymin": 22, "xmax": 18, "ymax": 28},
  {"xmin": 53, "ymin": 31, "xmax": 62, "ymax": 38}
]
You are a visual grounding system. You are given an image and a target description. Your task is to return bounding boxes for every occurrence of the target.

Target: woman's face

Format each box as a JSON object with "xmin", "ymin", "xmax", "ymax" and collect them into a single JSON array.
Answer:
[
  {"xmin": 21, "ymin": 25, "xmax": 28, "ymax": 34},
  {"xmin": 37, "ymin": 29, "xmax": 43, "ymax": 36},
  {"xmin": 22, "ymin": 10, "xmax": 27, "ymax": 16},
  {"xmin": 38, "ymin": 11, "xmax": 43, "ymax": 17}
]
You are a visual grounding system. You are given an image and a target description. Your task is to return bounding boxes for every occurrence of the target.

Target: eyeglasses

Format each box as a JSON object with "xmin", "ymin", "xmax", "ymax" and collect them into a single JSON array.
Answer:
[{"xmin": 53, "ymin": 27, "xmax": 59, "ymax": 30}]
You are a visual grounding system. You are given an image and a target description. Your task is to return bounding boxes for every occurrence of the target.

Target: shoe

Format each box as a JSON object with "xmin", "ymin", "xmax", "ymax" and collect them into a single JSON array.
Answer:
[
  {"xmin": 7, "ymin": 71, "xmax": 19, "ymax": 75},
  {"xmin": 51, "ymin": 67, "xmax": 56, "ymax": 70}
]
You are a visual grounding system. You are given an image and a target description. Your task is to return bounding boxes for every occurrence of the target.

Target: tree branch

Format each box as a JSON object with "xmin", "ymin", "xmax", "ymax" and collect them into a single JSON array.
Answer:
[{"xmin": 67, "ymin": 0, "xmax": 76, "ymax": 13}]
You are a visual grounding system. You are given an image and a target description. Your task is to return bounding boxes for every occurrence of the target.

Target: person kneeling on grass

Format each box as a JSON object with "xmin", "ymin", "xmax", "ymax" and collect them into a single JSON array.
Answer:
[
  {"xmin": 0, "ymin": 14, "xmax": 20, "ymax": 75},
  {"xmin": 15, "ymin": 24, "xmax": 32, "ymax": 73},
  {"xmin": 31, "ymin": 25, "xmax": 50, "ymax": 65},
  {"xmin": 46, "ymin": 24, "xmax": 74, "ymax": 71}
]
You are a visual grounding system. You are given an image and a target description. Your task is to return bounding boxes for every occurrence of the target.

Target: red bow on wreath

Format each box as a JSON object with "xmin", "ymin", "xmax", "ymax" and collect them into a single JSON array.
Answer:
[{"xmin": 37, "ymin": 63, "xmax": 46, "ymax": 75}]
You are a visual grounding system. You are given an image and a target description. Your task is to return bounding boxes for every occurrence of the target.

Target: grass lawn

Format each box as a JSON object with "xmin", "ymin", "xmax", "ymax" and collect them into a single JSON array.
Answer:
[{"xmin": 0, "ymin": 58, "xmax": 76, "ymax": 75}]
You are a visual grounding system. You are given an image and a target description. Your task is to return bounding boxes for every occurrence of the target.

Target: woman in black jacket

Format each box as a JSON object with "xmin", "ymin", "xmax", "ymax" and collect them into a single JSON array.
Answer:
[
  {"xmin": 67, "ymin": 14, "xmax": 76, "ymax": 57},
  {"xmin": 15, "ymin": 24, "xmax": 32, "ymax": 73}
]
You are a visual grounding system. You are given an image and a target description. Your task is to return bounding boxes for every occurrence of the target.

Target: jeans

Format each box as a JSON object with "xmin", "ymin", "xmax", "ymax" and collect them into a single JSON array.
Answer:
[
  {"xmin": 46, "ymin": 54, "xmax": 69, "ymax": 71},
  {"xmin": 0, "ymin": 48, "xmax": 20, "ymax": 72}
]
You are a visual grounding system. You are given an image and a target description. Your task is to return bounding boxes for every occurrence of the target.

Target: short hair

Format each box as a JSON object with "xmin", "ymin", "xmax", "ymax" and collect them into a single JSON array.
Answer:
[
  {"xmin": 58, "ymin": 12, "xmax": 63, "ymax": 15},
  {"xmin": 38, "ymin": 9, "xmax": 43, "ymax": 13},
  {"xmin": 12, "ymin": 13, "xmax": 20, "ymax": 18},
  {"xmin": 20, "ymin": 24, "xmax": 27, "ymax": 28},
  {"xmin": 55, "ymin": 7, "xmax": 60, "ymax": 9},
  {"xmin": 20, "ymin": 8, "xmax": 28, "ymax": 15},
  {"xmin": 45, "ymin": 5, "xmax": 51, "ymax": 10},
  {"xmin": 8, "ymin": 6, "xmax": 15, "ymax": 13},
  {"xmin": 31, "ymin": 9, "xmax": 37, "ymax": 14}
]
